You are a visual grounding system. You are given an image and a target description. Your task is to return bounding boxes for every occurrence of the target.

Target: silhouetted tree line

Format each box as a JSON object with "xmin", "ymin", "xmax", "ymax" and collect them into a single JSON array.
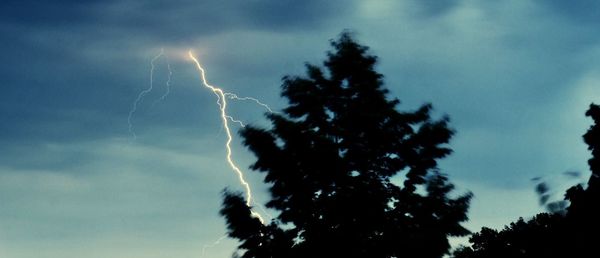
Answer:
[
  {"xmin": 218, "ymin": 32, "xmax": 600, "ymax": 258},
  {"xmin": 453, "ymin": 104, "xmax": 600, "ymax": 258}
]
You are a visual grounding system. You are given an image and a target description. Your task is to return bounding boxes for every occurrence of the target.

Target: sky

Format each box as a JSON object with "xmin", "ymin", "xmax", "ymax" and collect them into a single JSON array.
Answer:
[{"xmin": 1, "ymin": 0, "xmax": 600, "ymax": 257}]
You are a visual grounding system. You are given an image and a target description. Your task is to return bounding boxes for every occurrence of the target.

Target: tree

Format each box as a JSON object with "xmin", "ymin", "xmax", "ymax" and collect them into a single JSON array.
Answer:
[
  {"xmin": 452, "ymin": 213, "xmax": 565, "ymax": 258},
  {"xmin": 562, "ymin": 103, "xmax": 600, "ymax": 257},
  {"xmin": 221, "ymin": 32, "xmax": 472, "ymax": 258},
  {"xmin": 453, "ymin": 104, "xmax": 600, "ymax": 258}
]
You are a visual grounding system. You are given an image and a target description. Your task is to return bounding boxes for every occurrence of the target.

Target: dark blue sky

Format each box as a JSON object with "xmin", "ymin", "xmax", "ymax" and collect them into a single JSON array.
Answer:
[{"xmin": 1, "ymin": 1, "xmax": 599, "ymax": 257}]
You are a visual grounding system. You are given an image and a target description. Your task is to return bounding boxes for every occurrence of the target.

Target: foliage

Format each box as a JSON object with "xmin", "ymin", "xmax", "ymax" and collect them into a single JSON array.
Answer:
[
  {"xmin": 453, "ymin": 104, "xmax": 600, "ymax": 258},
  {"xmin": 220, "ymin": 32, "xmax": 471, "ymax": 258}
]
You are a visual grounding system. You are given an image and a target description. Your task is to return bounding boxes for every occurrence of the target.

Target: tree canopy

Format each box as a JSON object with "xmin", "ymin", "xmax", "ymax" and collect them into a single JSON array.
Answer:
[
  {"xmin": 453, "ymin": 104, "xmax": 600, "ymax": 258},
  {"xmin": 220, "ymin": 32, "xmax": 472, "ymax": 258}
]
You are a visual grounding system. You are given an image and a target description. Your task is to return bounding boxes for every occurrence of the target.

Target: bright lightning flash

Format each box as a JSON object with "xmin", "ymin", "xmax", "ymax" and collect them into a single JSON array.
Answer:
[{"xmin": 188, "ymin": 50, "xmax": 266, "ymax": 223}]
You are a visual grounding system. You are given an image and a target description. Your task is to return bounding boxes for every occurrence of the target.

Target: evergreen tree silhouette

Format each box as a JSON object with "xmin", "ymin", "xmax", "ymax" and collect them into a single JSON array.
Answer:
[
  {"xmin": 453, "ymin": 104, "xmax": 600, "ymax": 258},
  {"xmin": 221, "ymin": 32, "xmax": 472, "ymax": 258}
]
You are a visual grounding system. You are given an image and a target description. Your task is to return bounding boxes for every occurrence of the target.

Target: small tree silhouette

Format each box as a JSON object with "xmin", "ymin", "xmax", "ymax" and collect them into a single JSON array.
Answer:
[{"xmin": 221, "ymin": 32, "xmax": 472, "ymax": 258}]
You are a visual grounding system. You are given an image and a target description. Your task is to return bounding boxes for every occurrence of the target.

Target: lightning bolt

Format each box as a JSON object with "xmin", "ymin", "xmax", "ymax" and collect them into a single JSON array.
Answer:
[
  {"xmin": 127, "ymin": 48, "xmax": 165, "ymax": 140},
  {"xmin": 224, "ymin": 92, "xmax": 274, "ymax": 113},
  {"xmin": 201, "ymin": 234, "xmax": 228, "ymax": 257},
  {"xmin": 125, "ymin": 50, "xmax": 273, "ymax": 257},
  {"xmin": 153, "ymin": 59, "xmax": 173, "ymax": 106},
  {"xmin": 226, "ymin": 115, "xmax": 246, "ymax": 127},
  {"xmin": 188, "ymin": 50, "xmax": 267, "ymax": 223}
]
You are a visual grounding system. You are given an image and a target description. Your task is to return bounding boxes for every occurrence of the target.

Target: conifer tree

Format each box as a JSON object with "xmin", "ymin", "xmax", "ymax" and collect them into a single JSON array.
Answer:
[{"xmin": 221, "ymin": 32, "xmax": 471, "ymax": 258}]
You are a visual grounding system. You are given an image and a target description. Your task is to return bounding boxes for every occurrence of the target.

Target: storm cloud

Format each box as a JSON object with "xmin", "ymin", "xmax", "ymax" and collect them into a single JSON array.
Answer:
[{"xmin": 1, "ymin": 1, "xmax": 600, "ymax": 257}]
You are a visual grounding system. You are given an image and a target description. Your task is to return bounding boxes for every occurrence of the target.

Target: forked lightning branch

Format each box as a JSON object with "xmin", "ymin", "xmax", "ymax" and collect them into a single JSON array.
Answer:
[{"xmin": 127, "ymin": 49, "xmax": 270, "ymax": 224}]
